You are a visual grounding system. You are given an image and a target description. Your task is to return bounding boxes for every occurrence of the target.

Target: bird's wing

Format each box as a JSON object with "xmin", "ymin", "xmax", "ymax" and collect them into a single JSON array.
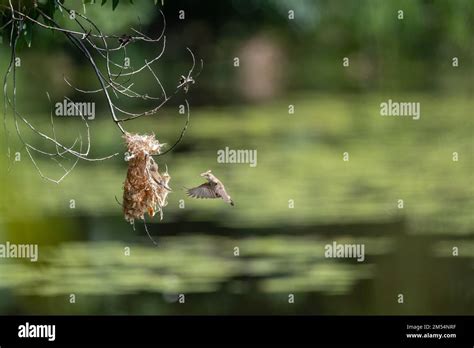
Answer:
[{"xmin": 186, "ymin": 183, "xmax": 219, "ymax": 199}]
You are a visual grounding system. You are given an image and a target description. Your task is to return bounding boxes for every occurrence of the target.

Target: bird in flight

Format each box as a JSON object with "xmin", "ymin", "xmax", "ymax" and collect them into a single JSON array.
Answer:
[{"xmin": 186, "ymin": 170, "xmax": 234, "ymax": 206}]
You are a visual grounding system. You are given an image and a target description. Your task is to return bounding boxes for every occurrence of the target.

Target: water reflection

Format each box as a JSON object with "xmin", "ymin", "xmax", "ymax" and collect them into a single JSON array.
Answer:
[
  {"xmin": 0, "ymin": 226, "xmax": 472, "ymax": 314},
  {"xmin": 0, "ymin": 94, "xmax": 472, "ymax": 314},
  {"xmin": 0, "ymin": 235, "xmax": 384, "ymax": 296}
]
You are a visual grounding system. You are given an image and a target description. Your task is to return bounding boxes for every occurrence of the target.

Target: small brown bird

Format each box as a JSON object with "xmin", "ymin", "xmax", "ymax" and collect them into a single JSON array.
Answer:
[
  {"xmin": 148, "ymin": 157, "xmax": 171, "ymax": 192},
  {"xmin": 159, "ymin": 164, "xmax": 171, "ymax": 207},
  {"xmin": 186, "ymin": 170, "xmax": 234, "ymax": 206}
]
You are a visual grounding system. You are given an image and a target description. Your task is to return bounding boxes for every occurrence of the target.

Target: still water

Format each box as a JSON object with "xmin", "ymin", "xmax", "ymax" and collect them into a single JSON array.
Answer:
[
  {"xmin": 0, "ymin": 217, "xmax": 472, "ymax": 315},
  {"xmin": 0, "ymin": 94, "xmax": 472, "ymax": 314}
]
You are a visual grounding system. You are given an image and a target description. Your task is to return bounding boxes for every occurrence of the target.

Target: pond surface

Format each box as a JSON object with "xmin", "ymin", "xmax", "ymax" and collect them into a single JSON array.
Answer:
[
  {"xmin": 0, "ymin": 218, "xmax": 472, "ymax": 315},
  {"xmin": 0, "ymin": 93, "xmax": 472, "ymax": 314}
]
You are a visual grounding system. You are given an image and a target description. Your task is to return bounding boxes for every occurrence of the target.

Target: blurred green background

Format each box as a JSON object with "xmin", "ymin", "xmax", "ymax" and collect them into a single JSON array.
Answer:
[{"xmin": 0, "ymin": 0, "xmax": 473, "ymax": 315}]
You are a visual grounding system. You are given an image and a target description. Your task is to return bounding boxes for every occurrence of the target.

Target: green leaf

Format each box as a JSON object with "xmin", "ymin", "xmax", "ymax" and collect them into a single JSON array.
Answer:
[
  {"xmin": 112, "ymin": 0, "xmax": 119, "ymax": 10},
  {"xmin": 101, "ymin": 0, "xmax": 107, "ymax": 6}
]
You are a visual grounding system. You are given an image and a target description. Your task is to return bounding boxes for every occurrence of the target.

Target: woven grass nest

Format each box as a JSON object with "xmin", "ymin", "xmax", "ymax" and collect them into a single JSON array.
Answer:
[{"xmin": 122, "ymin": 132, "xmax": 171, "ymax": 224}]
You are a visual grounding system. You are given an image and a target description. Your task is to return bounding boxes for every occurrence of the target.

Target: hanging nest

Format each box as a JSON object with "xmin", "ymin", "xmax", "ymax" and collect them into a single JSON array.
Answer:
[{"xmin": 122, "ymin": 132, "xmax": 171, "ymax": 224}]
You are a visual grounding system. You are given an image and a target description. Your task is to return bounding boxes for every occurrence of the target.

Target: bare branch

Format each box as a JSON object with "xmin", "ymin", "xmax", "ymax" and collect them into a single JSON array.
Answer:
[{"xmin": 2, "ymin": 0, "xmax": 201, "ymax": 199}]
